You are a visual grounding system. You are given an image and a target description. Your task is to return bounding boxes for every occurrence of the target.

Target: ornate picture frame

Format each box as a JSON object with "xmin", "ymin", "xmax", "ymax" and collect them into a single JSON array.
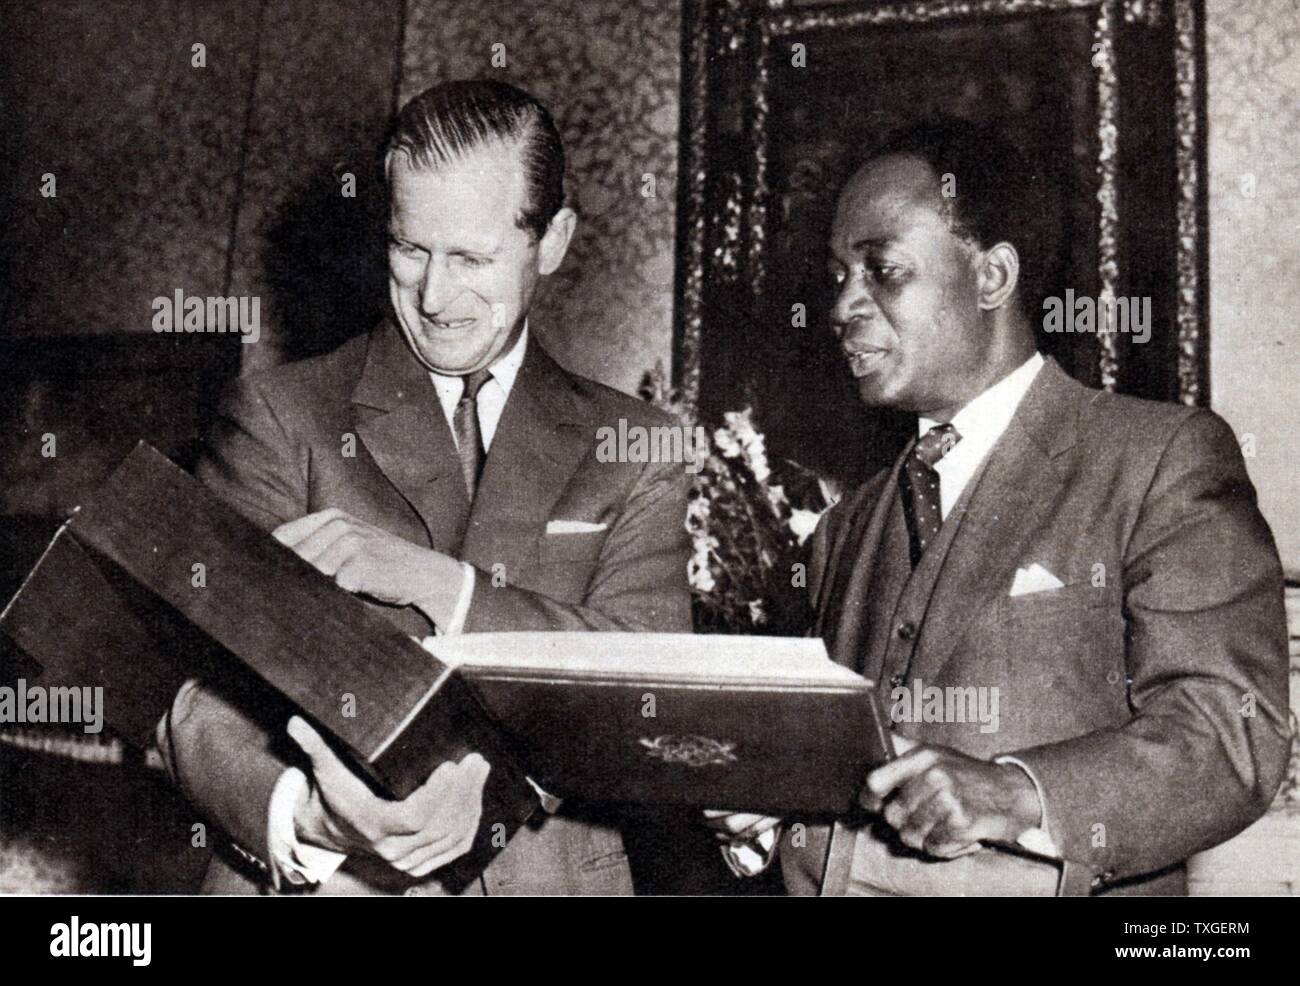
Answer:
[{"xmin": 675, "ymin": 0, "xmax": 1207, "ymax": 480}]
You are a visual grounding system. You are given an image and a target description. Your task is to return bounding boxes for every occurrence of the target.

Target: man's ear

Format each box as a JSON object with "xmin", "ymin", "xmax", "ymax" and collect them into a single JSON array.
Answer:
[
  {"xmin": 977, "ymin": 241, "xmax": 1020, "ymax": 311},
  {"xmin": 537, "ymin": 207, "xmax": 577, "ymax": 276}
]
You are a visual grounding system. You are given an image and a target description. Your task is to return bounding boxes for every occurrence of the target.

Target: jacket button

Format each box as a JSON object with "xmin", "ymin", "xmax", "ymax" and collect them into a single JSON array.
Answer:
[
  {"xmin": 1106, "ymin": 670, "xmax": 1121, "ymax": 685},
  {"xmin": 896, "ymin": 622, "xmax": 916, "ymax": 641},
  {"xmin": 889, "ymin": 672, "xmax": 906, "ymax": 689},
  {"xmin": 405, "ymin": 885, "xmax": 424, "ymax": 897}
]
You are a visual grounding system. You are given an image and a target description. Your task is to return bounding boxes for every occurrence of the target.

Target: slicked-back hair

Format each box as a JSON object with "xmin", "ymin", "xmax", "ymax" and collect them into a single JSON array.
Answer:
[
  {"xmin": 868, "ymin": 116, "xmax": 1058, "ymax": 316},
  {"xmin": 384, "ymin": 79, "xmax": 565, "ymax": 241}
]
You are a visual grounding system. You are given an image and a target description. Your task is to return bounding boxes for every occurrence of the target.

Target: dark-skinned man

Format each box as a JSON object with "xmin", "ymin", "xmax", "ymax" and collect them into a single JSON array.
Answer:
[{"xmin": 712, "ymin": 117, "xmax": 1290, "ymax": 896}]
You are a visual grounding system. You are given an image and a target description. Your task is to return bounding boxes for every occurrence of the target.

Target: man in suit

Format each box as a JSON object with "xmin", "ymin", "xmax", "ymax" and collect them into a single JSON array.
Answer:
[
  {"xmin": 157, "ymin": 80, "xmax": 692, "ymax": 895},
  {"xmin": 720, "ymin": 118, "xmax": 1290, "ymax": 895}
]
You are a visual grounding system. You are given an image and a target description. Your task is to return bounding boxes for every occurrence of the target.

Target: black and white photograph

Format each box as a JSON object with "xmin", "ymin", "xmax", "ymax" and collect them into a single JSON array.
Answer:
[{"xmin": 0, "ymin": 0, "xmax": 1295, "ymax": 961}]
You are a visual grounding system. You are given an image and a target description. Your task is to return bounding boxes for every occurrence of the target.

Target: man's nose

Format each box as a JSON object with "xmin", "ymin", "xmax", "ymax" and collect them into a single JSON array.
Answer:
[
  {"xmin": 419, "ymin": 257, "xmax": 459, "ymax": 315},
  {"xmin": 830, "ymin": 277, "xmax": 878, "ymax": 337}
]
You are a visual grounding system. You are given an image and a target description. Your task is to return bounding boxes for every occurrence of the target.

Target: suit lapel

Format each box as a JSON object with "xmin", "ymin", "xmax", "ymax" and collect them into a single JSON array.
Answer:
[
  {"xmin": 908, "ymin": 359, "xmax": 1082, "ymax": 683},
  {"xmin": 353, "ymin": 320, "xmax": 471, "ymax": 551},
  {"xmin": 819, "ymin": 460, "xmax": 904, "ymax": 671},
  {"xmin": 460, "ymin": 341, "xmax": 592, "ymax": 574}
]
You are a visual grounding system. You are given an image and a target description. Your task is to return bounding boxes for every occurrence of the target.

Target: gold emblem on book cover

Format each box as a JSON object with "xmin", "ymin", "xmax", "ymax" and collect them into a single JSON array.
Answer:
[{"xmin": 639, "ymin": 734, "xmax": 738, "ymax": 767}]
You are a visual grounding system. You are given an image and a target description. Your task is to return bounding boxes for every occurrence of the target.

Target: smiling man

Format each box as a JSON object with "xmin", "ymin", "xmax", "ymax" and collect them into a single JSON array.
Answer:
[
  {"xmin": 156, "ymin": 80, "xmax": 691, "ymax": 895},
  {"xmin": 727, "ymin": 117, "xmax": 1290, "ymax": 895}
]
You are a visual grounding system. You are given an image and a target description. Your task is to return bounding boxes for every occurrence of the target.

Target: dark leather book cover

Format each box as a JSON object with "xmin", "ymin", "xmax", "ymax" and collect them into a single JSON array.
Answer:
[
  {"xmin": 442, "ymin": 633, "xmax": 893, "ymax": 815},
  {"xmin": 0, "ymin": 442, "xmax": 535, "ymax": 885}
]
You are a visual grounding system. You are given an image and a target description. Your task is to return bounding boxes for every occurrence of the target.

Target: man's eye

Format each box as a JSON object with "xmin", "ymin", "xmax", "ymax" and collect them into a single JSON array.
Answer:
[
  {"xmin": 391, "ymin": 240, "xmax": 423, "ymax": 257},
  {"xmin": 456, "ymin": 255, "xmax": 489, "ymax": 269},
  {"xmin": 829, "ymin": 268, "xmax": 846, "ymax": 286},
  {"xmin": 870, "ymin": 264, "xmax": 902, "ymax": 280}
]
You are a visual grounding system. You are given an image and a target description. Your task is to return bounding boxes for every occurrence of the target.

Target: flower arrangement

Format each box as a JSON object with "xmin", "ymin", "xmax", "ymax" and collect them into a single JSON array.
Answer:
[{"xmin": 639, "ymin": 366, "xmax": 837, "ymax": 636}]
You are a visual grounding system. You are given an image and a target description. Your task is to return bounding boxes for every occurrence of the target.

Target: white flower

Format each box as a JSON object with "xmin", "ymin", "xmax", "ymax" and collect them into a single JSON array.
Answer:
[
  {"xmin": 688, "ymin": 553, "xmax": 716, "ymax": 593},
  {"xmin": 747, "ymin": 599, "xmax": 766, "ymax": 625},
  {"xmin": 723, "ymin": 408, "xmax": 758, "ymax": 442},
  {"xmin": 713, "ymin": 426, "xmax": 742, "ymax": 459},
  {"xmin": 788, "ymin": 507, "xmax": 824, "ymax": 546},
  {"xmin": 686, "ymin": 495, "xmax": 711, "ymax": 529}
]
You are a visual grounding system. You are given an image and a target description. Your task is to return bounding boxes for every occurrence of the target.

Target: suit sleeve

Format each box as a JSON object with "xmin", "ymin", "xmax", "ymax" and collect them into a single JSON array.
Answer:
[
  {"xmin": 462, "ymin": 456, "xmax": 693, "ymax": 633},
  {"xmin": 157, "ymin": 377, "xmax": 307, "ymax": 865},
  {"xmin": 1014, "ymin": 409, "xmax": 1292, "ymax": 890}
]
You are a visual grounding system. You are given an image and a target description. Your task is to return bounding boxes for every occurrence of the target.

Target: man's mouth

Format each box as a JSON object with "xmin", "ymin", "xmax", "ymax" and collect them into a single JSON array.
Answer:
[
  {"xmin": 422, "ymin": 316, "xmax": 477, "ymax": 333},
  {"xmin": 844, "ymin": 346, "xmax": 890, "ymax": 378}
]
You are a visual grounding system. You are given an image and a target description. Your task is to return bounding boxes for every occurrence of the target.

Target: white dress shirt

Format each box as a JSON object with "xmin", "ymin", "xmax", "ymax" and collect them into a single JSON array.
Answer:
[
  {"xmin": 428, "ymin": 323, "xmax": 528, "ymax": 457},
  {"xmin": 918, "ymin": 350, "xmax": 1044, "ymax": 520},
  {"xmin": 266, "ymin": 327, "xmax": 530, "ymax": 889}
]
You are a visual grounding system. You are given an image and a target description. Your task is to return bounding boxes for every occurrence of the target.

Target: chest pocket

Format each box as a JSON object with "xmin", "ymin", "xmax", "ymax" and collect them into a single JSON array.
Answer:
[{"xmin": 994, "ymin": 580, "xmax": 1114, "ymax": 625}]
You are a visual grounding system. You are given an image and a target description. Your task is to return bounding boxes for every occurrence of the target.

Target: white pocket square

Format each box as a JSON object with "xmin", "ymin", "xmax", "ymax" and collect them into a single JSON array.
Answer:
[
  {"xmin": 1009, "ymin": 563, "xmax": 1065, "ymax": 597},
  {"xmin": 545, "ymin": 520, "xmax": 608, "ymax": 534}
]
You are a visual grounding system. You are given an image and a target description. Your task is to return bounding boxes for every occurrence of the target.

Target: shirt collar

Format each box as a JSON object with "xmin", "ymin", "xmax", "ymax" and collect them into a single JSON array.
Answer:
[
  {"xmin": 428, "ymin": 321, "xmax": 529, "ymax": 399},
  {"xmin": 919, "ymin": 351, "xmax": 1045, "ymax": 446}
]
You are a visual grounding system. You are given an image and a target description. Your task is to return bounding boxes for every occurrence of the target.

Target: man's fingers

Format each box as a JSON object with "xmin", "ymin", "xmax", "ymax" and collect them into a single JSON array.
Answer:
[
  {"xmin": 891, "ymin": 733, "xmax": 920, "ymax": 756},
  {"xmin": 400, "ymin": 754, "xmax": 491, "ymax": 829},
  {"xmin": 390, "ymin": 827, "xmax": 470, "ymax": 874},
  {"xmin": 291, "ymin": 519, "xmax": 356, "ymax": 565},
  {"xmin": 405, "ymin": 834, "xmax": 478, "ymax": 878},
  {"xmin": 272, "ymin": 508, "xmax": 347, "ymax": 547},
  {"xmin": 867, "ymin": 746, "xmax": 940, "ymax": 799},
  {"xmin": 410, "ymin": 752, "xmax": 490, "ymax": 799},
  {"xmin": 920, "ymin": 792, "xmax": 986, "ymax": 859},
  {"xmin": 894, "ymin": 787, "xmax": 951, "ymax": 852},
  {"xmin": 334, "ymin": 557, "xmax": 374, "ymax": 595},
  {"xmin": 705, "ymin": 813, "xmax": 781, "ymax": 841},
  {"xmin": 388, "ymin": 754, "xmax": 491, "ymax": 875},
  {"xmin": 286, "ymin": 716, "xmax": 375, "ymax": 809},
  {"xmin": 702, "ymin": 810, "xmax": 763, "ymax": 835},
  {"xmin": 379, "ymin": 826, "xmax": 464, "ymax": 866},
  {"xmin": 882, "ymin": 772, "xmax": 938, "ymax": 831},
  {"xmin": 312, "ymin": 530, "xmax": 363, "ymax": 576}
]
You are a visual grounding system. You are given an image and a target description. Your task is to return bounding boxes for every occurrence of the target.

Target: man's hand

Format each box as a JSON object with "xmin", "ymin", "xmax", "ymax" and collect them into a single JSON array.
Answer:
[
  {"xmin": 861, "ymin": 743, "xmax": 1041, "ymax": 859},
  {"xmin": 273, "ymin": 508, "xmax": 462, "ymax": 615},
  {"xmin": 287, "ymin": 717, "xmax": 491, "ymax": 878},
  {"xmin": 701, "ymin": 810, "xmax": 782, "ymax": 842}
]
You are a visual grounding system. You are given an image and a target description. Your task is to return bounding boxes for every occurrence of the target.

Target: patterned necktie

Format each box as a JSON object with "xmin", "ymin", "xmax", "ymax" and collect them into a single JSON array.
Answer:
[
  {"xmin": 452, "ymin": 368, "xmax": 494, "ymax": 499},
  {"xmin": 899, "ymin": 422, "xmax": 961, "ymax": 567}
]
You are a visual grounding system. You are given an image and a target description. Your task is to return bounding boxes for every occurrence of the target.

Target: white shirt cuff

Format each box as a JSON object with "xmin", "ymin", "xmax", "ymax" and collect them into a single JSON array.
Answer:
[
  {"xmin": 267, "ymin": 767, "xmax": 347, "ymax": 889},
  {"xmin": 721, "ymin": 826, "xmax": 780, "ymax": 877},
  {"xmin": 993, "ymin": 754, "xmax": 1060, "ymax": 859},
  {"xmin": 435, "ymin": 563, "xmax": 475, "ymax": 635},
  {"xmin": 526, "ymin": 776, "xmax": 563, "ymax": 814}
]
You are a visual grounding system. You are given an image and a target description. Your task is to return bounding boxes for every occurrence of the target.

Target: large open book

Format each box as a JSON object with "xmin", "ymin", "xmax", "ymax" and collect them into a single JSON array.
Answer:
[
  {"xmin": 432, "ymin": 632, "xmax": 889, "ymax": 813},
  {"xmin": 0, "ymin": 443, "xmax": 889, "ymax": 832}
]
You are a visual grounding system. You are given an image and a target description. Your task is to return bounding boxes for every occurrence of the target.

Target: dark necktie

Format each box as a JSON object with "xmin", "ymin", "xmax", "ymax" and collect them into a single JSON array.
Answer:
[
  {"xmin": 453, "ymin": 368, "xmax": 493, "ymax": 499},
  {"xmin": 899, "ymin": 422, "xmax": 961, "ymax": 567}
]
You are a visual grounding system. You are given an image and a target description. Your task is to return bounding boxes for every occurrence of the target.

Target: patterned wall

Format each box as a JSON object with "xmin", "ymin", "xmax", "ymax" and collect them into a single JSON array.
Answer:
[
  {"xmin": 0, "ymin": 0, "xmax": 402, "ymax": 515},
  {"xmin": 1206, "ymin": 0, "xmax": 1300, "ymax": 570},
  {"xmin": 1, "ymin": 0, "xmax": 256, "ymax": 340},
  {"xmin": 400, "ymin": 0, "xmax": 681, "ymax": 394},
  {"xmin": 227, "ymin": 0, "xmax": 403, "ymax": 372}
]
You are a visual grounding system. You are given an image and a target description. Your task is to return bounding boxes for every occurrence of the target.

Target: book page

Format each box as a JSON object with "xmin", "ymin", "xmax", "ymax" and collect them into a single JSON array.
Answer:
[{"xmin": 423, "ymin": 632, "xmax": 868, "ymax": 686}]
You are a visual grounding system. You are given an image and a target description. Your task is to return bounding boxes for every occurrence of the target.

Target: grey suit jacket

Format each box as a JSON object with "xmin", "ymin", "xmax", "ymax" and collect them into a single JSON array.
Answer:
[
  {"xmin": 158, "ymin": 320, "xmax": 692, "ymax": 895},
  {"xmin": 790, "ymin": 358, "xmax": 1291, "ymax": 895}
]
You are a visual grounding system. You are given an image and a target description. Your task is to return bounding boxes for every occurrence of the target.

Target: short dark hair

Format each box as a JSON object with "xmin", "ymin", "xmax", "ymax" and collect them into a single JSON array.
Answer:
[
  {"xmin": 384, "ymin": 79, "xmax": 565, "ymax": 240},
  {"xmin": 869, "ymin": 116, "xmax": 1056, "ymax": 314}
]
